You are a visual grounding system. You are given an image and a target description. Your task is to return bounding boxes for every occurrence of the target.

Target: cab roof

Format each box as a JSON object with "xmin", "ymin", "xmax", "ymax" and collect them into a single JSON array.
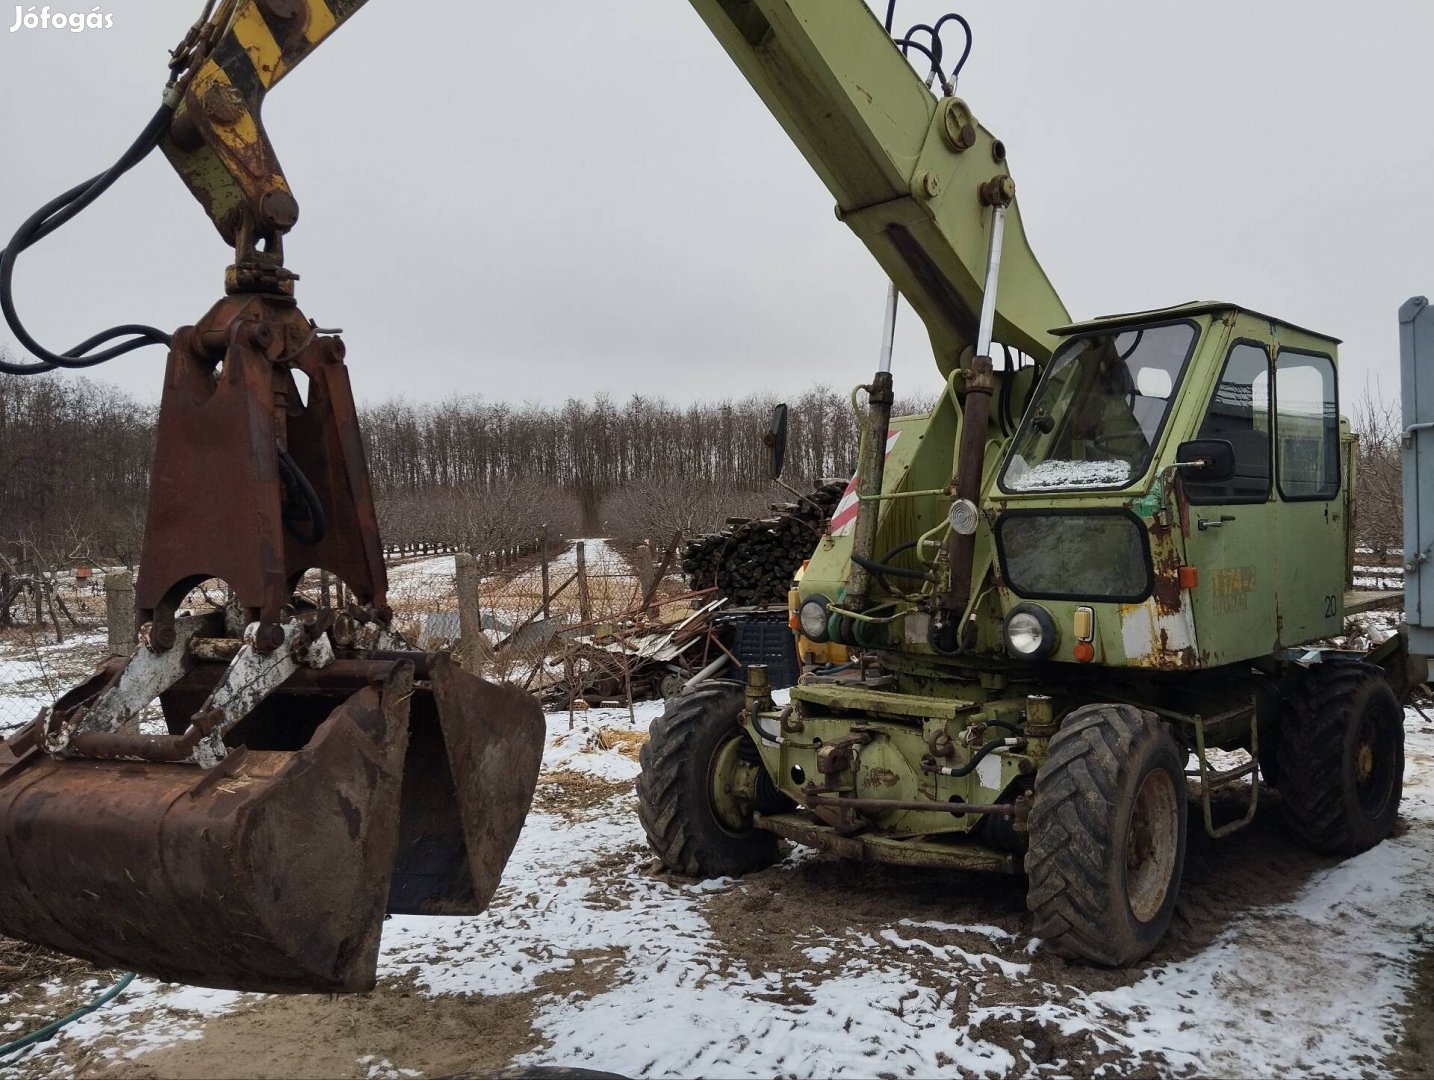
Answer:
[{"xmin": 1051, "ymin": 301, "xmax": 1341, "ymax": 345}]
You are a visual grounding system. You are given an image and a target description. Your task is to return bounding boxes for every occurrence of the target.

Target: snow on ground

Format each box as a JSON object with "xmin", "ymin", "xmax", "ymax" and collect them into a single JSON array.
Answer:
[
  {"xmin": 383, "ymin": 555, "xmax": 460, "ymax": 624},
  {"xmin": 498, "ymin": 538, "xmax": 640, "ymax": 621},
  {"xmin": 0, "ymin": 632, "xmax": 107, "ymax": 739},
  {"xmin": 384, "ymin": 540, "xmax": 642, "ymax": 635},
  {"xmin": 4, "ymin": 696, "xmax": 1434, "ymax": 1077},
  {"xmin": 516, "ymin": 538, "xmax": 630, "ymax": 583},
  {"xmin": 385, "ymin": 555, "xmax": 457, "ymax": 587}
]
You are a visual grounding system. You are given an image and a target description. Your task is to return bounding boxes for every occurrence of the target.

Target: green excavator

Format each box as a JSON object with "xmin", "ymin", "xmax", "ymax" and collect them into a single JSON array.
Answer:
[{"xmin": 636, "ymin": 0, "xmax": 1415, "ymax": 967}]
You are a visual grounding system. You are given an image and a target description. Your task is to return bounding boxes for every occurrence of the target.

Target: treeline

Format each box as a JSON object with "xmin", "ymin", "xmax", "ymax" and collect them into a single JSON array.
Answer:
[
  {"xmin": 359, "ymin": 387, "xmax": 896, "ymax": 492},
  {"xmin": 0, "ymin": 371, "xmax": 904, "ymax": 566},
  {"xmin": 3, "ymin": 362, "xmax": 1403, "ymax": 581},
  {"xmin": 0, "ymin": 373, "xmax": 153, "ymax": 570},
  {"xmin": 365, "ymin": 387, "xmax": 927, "ymax": 545}
]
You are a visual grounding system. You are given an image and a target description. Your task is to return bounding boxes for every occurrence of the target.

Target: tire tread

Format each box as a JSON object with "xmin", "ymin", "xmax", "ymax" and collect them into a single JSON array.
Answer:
[
  {"xmin": 636, "ymin": 681, "xmax": 777, "ymax": 877},
  {"xmin": 1027, "ymin": 704, "xmax": 1184, "ymax": 967}
]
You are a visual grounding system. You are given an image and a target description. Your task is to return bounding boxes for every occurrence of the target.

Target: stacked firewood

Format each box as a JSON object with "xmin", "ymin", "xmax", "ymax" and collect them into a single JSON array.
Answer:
[{"xmin": 681, "ymin": 479, "xmax": 847, "ymax": 606}]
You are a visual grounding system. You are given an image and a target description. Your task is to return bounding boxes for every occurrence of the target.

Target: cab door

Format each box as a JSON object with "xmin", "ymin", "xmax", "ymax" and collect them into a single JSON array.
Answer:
[
  {"xmin": 1185, "ymin": 340, "xmax": 1280, "ymax": 664},
  {"xmin": 1270, "ymin": 345, "xmax": 1344, "ymax": 641}
]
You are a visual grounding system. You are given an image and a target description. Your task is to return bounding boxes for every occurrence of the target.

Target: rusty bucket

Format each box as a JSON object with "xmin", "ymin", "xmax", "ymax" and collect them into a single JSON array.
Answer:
[{"xmin": 0, "ymin": 649, "xmax": 543, "ymax": 994}]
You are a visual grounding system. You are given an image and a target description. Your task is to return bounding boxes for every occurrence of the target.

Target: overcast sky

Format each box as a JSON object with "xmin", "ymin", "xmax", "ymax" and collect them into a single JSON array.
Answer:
[{"xmin": 1, "ymin": 1, "xmax": 1431, "ymax": 410}]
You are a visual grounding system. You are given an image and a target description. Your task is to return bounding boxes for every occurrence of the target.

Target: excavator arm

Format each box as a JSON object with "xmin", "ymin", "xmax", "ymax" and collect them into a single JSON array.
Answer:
[
  {"xmin": 163, "ymin": 0, "xmax": 362, "ymax": 247},
  {"xmin": 686, "ymin": 0, "xmax": 1069, "ymax": 375},
  {"xmin": 685, "ymin": 0, "xmax": 1071, "ymax": 627},
  {"xmin": 165, "ymin": 0, "xmax": 1068, "ymax": 370}
]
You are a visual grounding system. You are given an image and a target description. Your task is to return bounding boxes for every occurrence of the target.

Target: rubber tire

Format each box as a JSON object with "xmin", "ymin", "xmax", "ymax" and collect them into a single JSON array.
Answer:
[
  {"xmin": 1277, "ymin": 664, "xmax": 1403, "ymax": 855},
  {"xmin": 1026, "ymin": 703, "xmax": 1188, "ymax": 967},
  {"xmin": 636, "ymin": 680, "xmax": 779, "ymax": 878}
]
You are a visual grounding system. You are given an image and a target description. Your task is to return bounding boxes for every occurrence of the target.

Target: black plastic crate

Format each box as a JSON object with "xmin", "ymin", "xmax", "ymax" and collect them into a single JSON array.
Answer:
[{"xmin": 721, "ymin": 610, "xmax": 800, "ymax": 690}]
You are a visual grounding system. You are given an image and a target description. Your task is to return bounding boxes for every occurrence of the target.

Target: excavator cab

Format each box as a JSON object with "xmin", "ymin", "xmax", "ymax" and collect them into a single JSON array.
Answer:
[{"xmin": 0, "ymin": 292, "xmax": 545, "ymax": 993}]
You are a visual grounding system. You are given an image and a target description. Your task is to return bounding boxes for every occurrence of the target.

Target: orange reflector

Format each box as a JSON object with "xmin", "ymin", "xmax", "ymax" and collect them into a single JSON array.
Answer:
[
  {"xmin": 1073, "ymin": 641, "xmax": 1095, "ymax": 663},
  {"xmin": 1179, "ymin": 566, "xmax": 1199, "ymax": 590}
]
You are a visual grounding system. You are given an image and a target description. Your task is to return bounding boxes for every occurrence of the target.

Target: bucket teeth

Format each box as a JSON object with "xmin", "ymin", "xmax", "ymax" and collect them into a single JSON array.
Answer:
[{"xmin": 0, "ymin": 651, "xmax": 544, "ymax": 994}]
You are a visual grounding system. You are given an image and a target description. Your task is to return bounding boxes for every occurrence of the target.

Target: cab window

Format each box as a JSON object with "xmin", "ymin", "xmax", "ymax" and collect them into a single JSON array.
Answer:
[
  {"xmin": 1000, "ymin": 321, "xmax": 1197, "ymax": 493},
  {"xmin": 1275, "ymin": 350, "xmax": 1339, "ymax": 500},
  {"xmin": 1186, "ymin": 342, "xmax": 1271, "ymax": 504}
]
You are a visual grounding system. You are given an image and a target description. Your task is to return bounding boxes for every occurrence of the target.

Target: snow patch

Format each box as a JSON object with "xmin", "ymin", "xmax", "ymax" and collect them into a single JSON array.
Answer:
[{"xmin": 1005, "ymin": 458, "xmax": 1133, "ymax": 490}]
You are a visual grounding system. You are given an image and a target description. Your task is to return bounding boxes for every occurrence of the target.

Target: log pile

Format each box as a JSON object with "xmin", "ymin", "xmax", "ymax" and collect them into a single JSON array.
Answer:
[{"xmin": 681, "ymin": 479, "xmax": 847, "ymax": 606}]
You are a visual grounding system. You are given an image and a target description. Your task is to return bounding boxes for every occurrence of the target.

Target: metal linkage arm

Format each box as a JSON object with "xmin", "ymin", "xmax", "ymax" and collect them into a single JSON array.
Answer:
[
  {"xmin": 686, "ymin": 0, "xmax": 1070, "ymax": 375},
  {"xmin": 162, "ymin": 0, "xmax": 370, "ymax": 266}
]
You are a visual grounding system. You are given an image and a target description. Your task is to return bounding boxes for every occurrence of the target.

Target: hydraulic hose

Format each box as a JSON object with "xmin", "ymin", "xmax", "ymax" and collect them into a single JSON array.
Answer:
[
  {"xmin": 0, "ymin": 103, "xmax": 176, "ymax": 374},
  {"xmin": 851, "ymin": 553, "xmax": 926, "ymax": 582},
  {"xmin": 926, "ymin": 736, "xmax": 1025, "ymax": 779},
  {"xmin": 276, "ymin": 443, "xmax": 328, "ymax": 546},
  {"xmin": 850, "ymin": 540, "xmax": 927, "ymax": 600}
]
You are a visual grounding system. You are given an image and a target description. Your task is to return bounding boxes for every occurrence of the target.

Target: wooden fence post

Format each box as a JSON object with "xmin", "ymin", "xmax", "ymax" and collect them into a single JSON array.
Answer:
[
  {"xmin": 455, "ymin": 551, "xmax": 484, "ymax": 673},
  {"xmin": 105, "ymin": 570, "xmax": 136, "ymax": 657},
  {"xmin": 633, "ymin": 544, "xmax": 654, "ymax": 607},
  {"xmin": 576, "ymin": 541, "xmax": 591, "ymax": 623},
  {"xmin": 539, "ymin": 525, "xmax": 551, "ymax": 620}
]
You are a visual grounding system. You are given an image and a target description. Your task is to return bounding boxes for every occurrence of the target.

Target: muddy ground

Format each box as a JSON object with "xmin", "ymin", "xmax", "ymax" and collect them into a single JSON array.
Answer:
[{"xmin": 3, "ymin": 703, "xmax": 1433, "ymax": 1078}]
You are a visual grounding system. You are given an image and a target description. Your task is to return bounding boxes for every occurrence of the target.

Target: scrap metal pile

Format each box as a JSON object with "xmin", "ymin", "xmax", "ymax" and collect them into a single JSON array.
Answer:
[
  {"xmin": 680, "ymin": 479, "xmax": 846, "ymax": 606},
  {"xmin": 540, "ymin": 590, "xmax": 734, "ymax": 706}
]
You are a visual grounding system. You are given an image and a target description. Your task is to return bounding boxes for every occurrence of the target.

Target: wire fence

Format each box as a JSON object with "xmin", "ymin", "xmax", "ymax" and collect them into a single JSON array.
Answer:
[
  {"xmin": 388, "ymin": 538, "xmax": 692, "ymax": 710},
  {"xmin": 0, "ymin": 570, "xmax": 112, "ymax": 737},
  {"xmin": 0, "ymin": 539, "xmax": 683, "ymax": 738}
]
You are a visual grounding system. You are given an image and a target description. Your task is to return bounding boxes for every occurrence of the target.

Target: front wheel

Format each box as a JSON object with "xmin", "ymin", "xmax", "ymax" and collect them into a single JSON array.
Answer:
[
  {"xmin": 636, "ymin": 681, "xmax": 780, "ymax": 878},
  {"xmin": 1026, "ymin": 703, "xmax": 1188, "ymax": 967}
]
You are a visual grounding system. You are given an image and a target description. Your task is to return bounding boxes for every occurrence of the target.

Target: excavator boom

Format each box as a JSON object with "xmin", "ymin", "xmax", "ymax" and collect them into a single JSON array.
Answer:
[{"xmin": 687, "ymin": 0, "xmax": 1069, "ymax": 374}]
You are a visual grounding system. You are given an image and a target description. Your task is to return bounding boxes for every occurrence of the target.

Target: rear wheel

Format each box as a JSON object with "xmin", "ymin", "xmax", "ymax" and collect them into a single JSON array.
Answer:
[
  {"xmin": 1277, "ymin": 664, "xmax": 1403, "ymax": 855},
  {"xmin": 636, "ymin": 681, "xmax": 780, "ymax": 877},
  {"xmin": 1026, "ymin": 703, "xmax": 1187, "ymax": 967}
]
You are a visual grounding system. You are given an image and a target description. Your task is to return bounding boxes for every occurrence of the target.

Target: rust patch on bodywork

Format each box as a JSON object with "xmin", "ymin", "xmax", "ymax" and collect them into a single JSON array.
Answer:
[
  {"xmin": 1157, "ymin": 627, "xmax": 1199, "ymax": 669},
  {"xmin": 1147, "ymin": 511, "xmax": 1187, "ymax": 617},
  {"xmin": 1120, "ymin": 599, "xmax": 1201, "ymax": 671},
  {"xmin": 1151, "ymin": 541, "xmax": 1185, "ymax": 615}
]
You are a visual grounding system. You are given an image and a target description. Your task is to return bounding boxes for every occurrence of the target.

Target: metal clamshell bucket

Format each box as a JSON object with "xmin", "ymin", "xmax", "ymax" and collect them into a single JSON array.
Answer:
[{"xmin": 0, "ymin": 651, "xmax": 543, "ymax": 993}]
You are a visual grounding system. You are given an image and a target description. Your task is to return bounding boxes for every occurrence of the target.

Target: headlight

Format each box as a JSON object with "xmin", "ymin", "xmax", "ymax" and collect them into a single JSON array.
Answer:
[
  {"xmin": 1004, "ymin": 603, "xmax": 1057, "ymax": 661},
  {"xmin": 798, "ymin": 596, "xmax": 831, "ymax": 642}
]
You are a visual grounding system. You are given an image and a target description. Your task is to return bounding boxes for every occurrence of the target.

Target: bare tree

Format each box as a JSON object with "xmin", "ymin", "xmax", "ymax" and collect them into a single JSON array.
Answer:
[
  {"xmin": 603, "ymin": 478, "xmax": 773, "ymax": 549},
  {"xmin": 1350, "ymin": 387, "xmax": 1402, "ymax": 563}
]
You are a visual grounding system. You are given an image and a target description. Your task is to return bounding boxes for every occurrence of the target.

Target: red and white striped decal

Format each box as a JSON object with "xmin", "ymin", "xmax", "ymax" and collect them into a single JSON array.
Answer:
[{"xmin": 829, "ymin": 431, "xmax": 902, "ymax": 538}]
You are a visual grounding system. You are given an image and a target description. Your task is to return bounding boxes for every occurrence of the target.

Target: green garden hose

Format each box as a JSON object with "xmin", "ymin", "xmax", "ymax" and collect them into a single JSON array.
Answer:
[{"xmin": 0, "ymin": 971, "xmax": 136, "ymax": 1060}]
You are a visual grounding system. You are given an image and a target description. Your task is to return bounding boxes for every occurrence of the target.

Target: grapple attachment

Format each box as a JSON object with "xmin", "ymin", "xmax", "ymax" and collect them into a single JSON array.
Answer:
[
  {"xmin": 0, "ymin": 633, "xmax": 543, "ymax": 993},
  {"xmin": 0, "ymin": 292, "xmax": 546, "ymax": 992}
]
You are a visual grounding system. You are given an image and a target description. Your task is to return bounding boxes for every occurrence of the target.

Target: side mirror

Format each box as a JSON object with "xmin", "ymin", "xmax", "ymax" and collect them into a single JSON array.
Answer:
[
  {"xmin": 765, "ymin": 403, "xmax": 789, "ymax": 479},
  {"xmin": 1176, "ymin": 438, "xmax": 1235, "ymax": 484}
]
